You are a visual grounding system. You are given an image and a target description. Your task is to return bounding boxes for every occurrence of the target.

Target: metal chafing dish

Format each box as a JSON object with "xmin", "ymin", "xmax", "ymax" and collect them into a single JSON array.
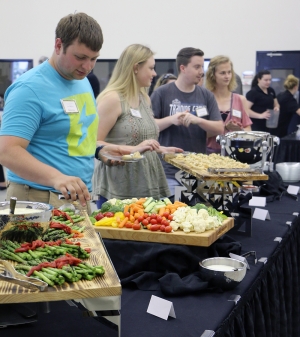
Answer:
[{"xmin": 216, "ymin": 131, "xmax": 280, "ymax": 172}]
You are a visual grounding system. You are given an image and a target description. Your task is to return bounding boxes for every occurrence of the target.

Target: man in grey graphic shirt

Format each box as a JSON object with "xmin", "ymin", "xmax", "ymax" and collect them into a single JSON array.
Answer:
[{"xmin": 151, "ymin": 47, "xmax": 223, "ymax": 195}]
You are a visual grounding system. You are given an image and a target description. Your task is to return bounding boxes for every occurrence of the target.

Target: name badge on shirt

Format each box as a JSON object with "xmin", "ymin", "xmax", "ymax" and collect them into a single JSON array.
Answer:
[
  {"xmin": 61, "ymin": 99, "xmax": 79, "ymax": 114},
  {"xmin": 232, "ymin": 109, "xmax": 242, "ymax": 118},
  {"xmin": 196, "ymin": 107, "xmax": 208, "ymax": 117},
  {"xmin": 130, "ymin": 108, "xmax": 142, "ymax": 118}
]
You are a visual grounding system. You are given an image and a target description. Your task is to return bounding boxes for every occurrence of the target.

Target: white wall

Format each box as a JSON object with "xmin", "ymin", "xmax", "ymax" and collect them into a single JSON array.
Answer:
[{"xmin": 1, "ymin": 0, "xmax": 300, "ymax": 77}]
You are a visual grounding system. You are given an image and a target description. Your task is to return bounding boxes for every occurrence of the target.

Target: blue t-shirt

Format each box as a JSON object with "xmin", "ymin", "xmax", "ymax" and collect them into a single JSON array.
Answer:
[{"xmin": 0, "ymin": 61, "xmax": 98, "ymax": 191}]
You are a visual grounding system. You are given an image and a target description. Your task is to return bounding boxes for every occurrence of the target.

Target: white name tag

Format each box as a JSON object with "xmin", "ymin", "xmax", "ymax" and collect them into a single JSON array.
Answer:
[
  {"xmin": 130, "ymin": 108, "xmax": 142, "ymax": 118},
  {"xmin": 232, "ymin": 109, "xmax": 242, "ymax": 118},
  {"xmin": 61, "ymin": 99, "xmax": 79, "ymax": 114},
  {"xmin": 196, "ymin": 107, "xmax": 208, "ymax": 117}
]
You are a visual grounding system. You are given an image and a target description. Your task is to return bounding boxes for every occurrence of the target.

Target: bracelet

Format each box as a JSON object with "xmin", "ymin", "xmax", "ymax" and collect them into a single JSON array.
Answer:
[{"xmin": 95, "ymin": 145, "xmax": 106, "ymax": 160}]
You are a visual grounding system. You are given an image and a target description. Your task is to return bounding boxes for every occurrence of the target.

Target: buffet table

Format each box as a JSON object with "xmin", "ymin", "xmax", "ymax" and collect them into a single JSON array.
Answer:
[
  {"xmin": 274, "ymin": 131, "xmax": 300, "ymax": 164},
  {"xmin": 103, "ymin": 191, "xmax": 300, "ymax": 336}
]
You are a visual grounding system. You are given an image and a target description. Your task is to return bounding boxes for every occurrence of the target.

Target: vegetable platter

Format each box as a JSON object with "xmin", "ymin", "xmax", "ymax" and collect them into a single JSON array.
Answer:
[
  {"xmin": 0, "ymin": 208, "xmax": 121, "ymax": 304},
  {"xmin": 92, "ymin": 198, "xmax": 234, "ymax": 247}
]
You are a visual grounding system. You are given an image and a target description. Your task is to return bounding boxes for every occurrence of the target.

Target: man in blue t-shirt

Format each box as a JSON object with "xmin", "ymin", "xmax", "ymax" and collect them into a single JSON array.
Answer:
[
  {"xmin": 151, "ymin": 47, "xmax": 223, "ymax": 195},
  {"xmin": 0, "ymin": 13, "xmax": 148, "ymax": 211}
]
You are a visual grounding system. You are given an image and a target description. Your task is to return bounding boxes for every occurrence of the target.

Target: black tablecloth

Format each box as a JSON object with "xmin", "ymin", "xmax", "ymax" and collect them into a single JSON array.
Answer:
[
  {"xmin": 274, "ymin": 132, "xmax": 300, "ymax": 164},
  {"xmin": 103, "ymin": 193, "xmax": 300, "ymax": 337}
]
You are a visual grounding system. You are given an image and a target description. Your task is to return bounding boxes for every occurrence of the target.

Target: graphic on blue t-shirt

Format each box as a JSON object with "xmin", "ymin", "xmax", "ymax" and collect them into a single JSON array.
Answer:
[
  {"xmin": 66, "ymin": 92, "xmax": 98, "ymax": 157},
  {"xmin": 169, "ymin": 98, "xmax": 206, "ymax": 116}
]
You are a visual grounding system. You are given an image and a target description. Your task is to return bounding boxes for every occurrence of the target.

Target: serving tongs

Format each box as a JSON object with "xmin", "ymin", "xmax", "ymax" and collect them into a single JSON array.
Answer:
[
  {"xmin": 0, "ymin": 260, "xmax": 48, "ymax": 291},
  {"xmin": 207, "ymin": 167, "xmax": 262, "ymax": 174}
]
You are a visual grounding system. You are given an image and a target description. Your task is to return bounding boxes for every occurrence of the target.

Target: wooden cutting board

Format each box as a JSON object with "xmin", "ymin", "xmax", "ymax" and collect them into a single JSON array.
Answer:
[
  {"xmin": 164, "ymin": 154, "xmax": 268, "ymax": 181},
  {"xmin": 95, "ymin": 217, "xmax": 234, "ymax": 247},
  {"xmin": 0, "ymin": 212, "xmax": 121, "ymax": 304}
]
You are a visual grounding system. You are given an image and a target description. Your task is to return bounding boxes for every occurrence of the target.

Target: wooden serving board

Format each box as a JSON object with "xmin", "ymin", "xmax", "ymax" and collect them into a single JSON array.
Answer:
[
  {"xmin": 95, "ymin": 217, "xmax": 234, "ymax": 247},
  {"xmin": 164, "ymin": 154, "xmax": 268, "ymax": 181},
  {"xmin": 0, "ymin": 212, "xmax": 121, "ymax": 304}
]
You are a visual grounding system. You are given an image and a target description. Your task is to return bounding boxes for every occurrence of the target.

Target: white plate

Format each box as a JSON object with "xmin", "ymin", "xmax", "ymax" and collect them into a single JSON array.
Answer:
[{"xmin": 101, "ymin": 152, "xmax": 144, "ymax": 163}]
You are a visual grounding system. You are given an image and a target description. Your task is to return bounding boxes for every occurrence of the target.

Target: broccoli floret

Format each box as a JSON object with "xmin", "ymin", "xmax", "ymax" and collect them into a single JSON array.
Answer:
[
  {"xmin": 100, "ymin": 202, "xmax": 112, "ymax": 213},
  {"xmin": 108, "ymin": 205, "xmax": 124, "ymax": 213},
  {"xmin": 191, "ymin": 203, "xmax": 208, "ymax": 211}
]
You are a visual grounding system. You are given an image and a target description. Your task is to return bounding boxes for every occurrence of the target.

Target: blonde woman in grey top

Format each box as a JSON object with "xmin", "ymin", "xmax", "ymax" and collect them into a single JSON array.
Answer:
[{"xmin": 92, "ymin": 44, "xmax": 182, "ymax": 201}]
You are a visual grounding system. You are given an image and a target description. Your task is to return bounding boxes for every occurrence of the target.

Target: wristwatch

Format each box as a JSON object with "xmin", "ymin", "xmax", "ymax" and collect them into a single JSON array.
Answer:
[{"xmin": 95, "ymin": 145, "xmax": 106, "ymax": 160}]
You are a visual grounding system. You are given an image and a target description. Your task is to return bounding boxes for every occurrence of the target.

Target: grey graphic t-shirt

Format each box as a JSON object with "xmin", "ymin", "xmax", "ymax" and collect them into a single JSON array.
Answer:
[{"xmin": 151, "ymin": 82, "xmax": 221, "ymax": 178}]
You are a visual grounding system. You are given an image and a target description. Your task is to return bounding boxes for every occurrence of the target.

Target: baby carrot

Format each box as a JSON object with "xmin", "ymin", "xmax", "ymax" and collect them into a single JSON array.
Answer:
[{"xmin": 118, "ymin": 217, "xmax": 128, "ymax": 228}]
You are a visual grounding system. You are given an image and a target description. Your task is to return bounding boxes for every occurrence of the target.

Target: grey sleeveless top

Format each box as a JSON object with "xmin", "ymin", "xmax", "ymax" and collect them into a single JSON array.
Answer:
[{"xmin": 92, "ymin": 94, "xmax": 170, "ymax": 200}]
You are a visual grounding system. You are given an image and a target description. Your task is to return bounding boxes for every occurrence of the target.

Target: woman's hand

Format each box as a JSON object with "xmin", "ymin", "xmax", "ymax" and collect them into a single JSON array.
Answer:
[
  {"xmin": 156, "ymin": 146, "xmax": 184, "ymax": 154},
  {"xmin": 260, "ymin": 110, "xmax": 271, "ymax": 119},
  {"xmin": 170, "ymin": 112, "xmax": 187, "ymax": 126},
  {"xmin": 180, "ymin": 113, "xmax": 200, "ymax": 127},
  {"xmin": 225, "ymin": 120, "xmax": 243, "ymax": 132},
  {"xmin": 134, "ymin": 139, "xmax": 160, "ymax": 152}
]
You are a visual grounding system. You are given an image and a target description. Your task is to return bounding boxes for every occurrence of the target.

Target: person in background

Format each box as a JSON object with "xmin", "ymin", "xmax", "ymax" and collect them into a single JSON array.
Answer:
[
  {"xmin": 151, "ymin": 47, "xmax": 223, "ymax": 195},
  {"xmin": 38, "ymin": 56, "xmax": 48, "ymax": 64},
  {"xmin": 274, "ymin": 74, "xmax": 300, "ymax": 137},
  {"xmin": 87, "ymin": 70, "xmax": 101, "ymax": 98},
  {"xmin": 233, "ymin": 72, "xmax": 243, "ymax": 95},
  {"xmin": 246, "ymin": 70, "xmax": 279, "ymax": 132},
  {"xmin": 92, "ymin": 44, "xmax": 182, "ymax": 205},
  {"xmin": 153, "ymin": 73, "xmax": 177, "ymax": 91},
  {"xmin": 205, "ymin": 55, "xmax": 252, "ymax": 154},
  {"xmin": 0, "ymin": 12, "xmax": 141, "ymax": 212}
]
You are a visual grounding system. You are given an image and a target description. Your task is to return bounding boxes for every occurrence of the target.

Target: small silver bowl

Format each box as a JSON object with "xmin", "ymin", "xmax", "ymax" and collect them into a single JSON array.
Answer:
[
  {"xmin": 199, "ymin": 257, "xmax": 247, "ymax": 290},
  {"xmin": 0, "ymin": 201, "xmax": 53, "ymax": 231}
]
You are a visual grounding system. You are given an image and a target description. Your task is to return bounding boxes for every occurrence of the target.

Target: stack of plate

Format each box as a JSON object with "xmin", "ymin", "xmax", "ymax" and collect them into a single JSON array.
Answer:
[{"xmin": 276, "ymin": 162, "xmax": 300, "ymax": 183}]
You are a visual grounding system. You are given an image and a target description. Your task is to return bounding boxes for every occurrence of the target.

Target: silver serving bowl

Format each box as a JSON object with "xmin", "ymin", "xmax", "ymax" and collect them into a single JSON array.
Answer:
[
  {"xmin": 217, "ymin": 131, "xmax": 279, "ymax": 165},
  {"xmin": 276, "ymin": 162, "xmax": 300, "ymax": 183},
  {"xmin": 0, "ymin": 201, "xmax": 53, "ymax": 231},
  {"xmin": 199, "ymin": 257, "xmax": 247, "ymax": 290}
]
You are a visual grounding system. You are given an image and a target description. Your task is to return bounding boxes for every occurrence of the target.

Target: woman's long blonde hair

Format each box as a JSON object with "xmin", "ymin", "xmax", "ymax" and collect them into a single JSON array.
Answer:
[
  {"xmin": 206, "ymin": 55, "xmax": 237, "ymax": 92},
  {"xmin": 96, "ymin": 44, "xmax": 154, "ymax": 105}
]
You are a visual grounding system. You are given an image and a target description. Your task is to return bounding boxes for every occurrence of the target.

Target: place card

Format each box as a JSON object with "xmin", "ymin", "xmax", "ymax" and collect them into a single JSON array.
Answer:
[
  {"xmin": 147, "ymin": 295, "xmax": 176, "ymax": 320},
  {"xmin": 252, "ymin": 208, "xmax": 270, "ymax": 221},
  {"xmin": 249, "ymin": 196, "xmax": 266, "ymax": 207},
  {"xmin": 229, "ymin": 253, "xmax": 250, "ymax": 269},
  {"xmin": 287, "ymin": 185, "xmax": 300, "ymax": 195}
]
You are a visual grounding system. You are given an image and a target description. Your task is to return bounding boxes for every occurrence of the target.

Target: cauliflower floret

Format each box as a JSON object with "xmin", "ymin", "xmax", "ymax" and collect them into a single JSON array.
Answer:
[
  {"xmin": 191, "ymin": 218, "xmax": 206, "ymax": 233},
  {"xmin": 181, "ymin": 221, "xmax": 193, "ymax": 233},
  {"xmin": 205, "ymin": 216, "xmax": 217, "ymax": 230},
  {"xmin": 173, "ymin": 207, "xmax": 190, "ymax": 223},
  {"xmin": 170, "ymin": 221, "xmax": 179, "ymax": 231},
  {"xmin": 198, "ymin": 209, "xmax": 209, "ymax": 220}
]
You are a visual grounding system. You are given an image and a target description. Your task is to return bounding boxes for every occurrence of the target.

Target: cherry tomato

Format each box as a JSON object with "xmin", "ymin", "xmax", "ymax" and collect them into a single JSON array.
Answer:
[
  {"xmin": 150, "ymin": 219, "xmax": 157, "ymax": 225},
  {"xmin": 168, "ymin": 215, "xmax": 173, "ymax": 221},
  {"xmin": 103, "ymin": 212, "xmax": 114, "ymax": 218},
  {"xmin": 138, "ymin": 216, "xmax": 144, "ymax": 223},
  {"xmin": 124, "ymin": 211, "xmax": 130, "ymax": 218},
  {"xmin": 146, "ymin": 217, "xmax": 151, "ymax": 222},
  {"xmin": 142, "ymin": 219, "xmax": 149, "ymax": 226},
  {"xmin": 143, "ymin": 213, "xmax": 149, "ymax": 219},
  {"xmin": 160, "ymin": 225, "xmax": 166, "ymax": 232},
  {"xmin": 125, "ymin": 222, "xmax": 133, "ymax": 228},
  {"xmin": 150, "ymin": 224, "xmax": 160, "ymax": 231},
  {"xmin": 132, "ymin": 223, "xmax": 141, "ymax": 230},
  {"xmin": 150, "ymin": 214, "xmax": 157, "ymax": 219},
  {"xmin": 156, "ymin": 215, "xmax": 162, "ymax": 224},
  {"xmin": 95, "ymin": 213, "xmax": 104, "ymax": 221},
  {"xmin": 163, "ymin": 212, "xmax": 169, "ymax": 218},
  {"xmin": 161, "ymin": 219, "xmax": 169, "ymax": 226},
  {"xmin": 165, "ymin": 226, "xmax": 172, "ymax": 233}
]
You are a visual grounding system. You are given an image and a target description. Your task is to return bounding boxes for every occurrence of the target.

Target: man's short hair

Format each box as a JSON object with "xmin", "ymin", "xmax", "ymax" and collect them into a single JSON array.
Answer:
[
  {"xmin": 176, "ymin": 47, "xmax": 204, "ymax": 73},
  {"xmin": 55, "ymin": 12, "xmax": 103, "ymax": 53}
]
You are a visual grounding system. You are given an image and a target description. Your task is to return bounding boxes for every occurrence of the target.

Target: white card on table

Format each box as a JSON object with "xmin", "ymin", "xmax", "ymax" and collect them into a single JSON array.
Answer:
[
  {"xmin": 253, "ymin": 208, "xmax": 270, "ymax": 221},
  {"xmin": 147, "ymin": 295, "xmax": 176, "ymax": 320},
  {"xmin": 287, "ymin": 185, "xmax": 299, "ymax": 195},
  {"xmin": 229, "ymin": 253, "xmax": 250, "ymax": 269},
  {"xmin": 249, "ymin": 196, "xmax": 266, "ymax": 207}
]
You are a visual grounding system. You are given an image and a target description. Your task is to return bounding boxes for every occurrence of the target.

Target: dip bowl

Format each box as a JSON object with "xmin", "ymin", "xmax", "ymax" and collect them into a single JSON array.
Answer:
[
  {"xmin": 0, "ymin": 201, "xmax": 53, "ymax": 231},
  {"xmin": 199, "ymin": 257, "xmax": 247, "ymax": 290}
]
